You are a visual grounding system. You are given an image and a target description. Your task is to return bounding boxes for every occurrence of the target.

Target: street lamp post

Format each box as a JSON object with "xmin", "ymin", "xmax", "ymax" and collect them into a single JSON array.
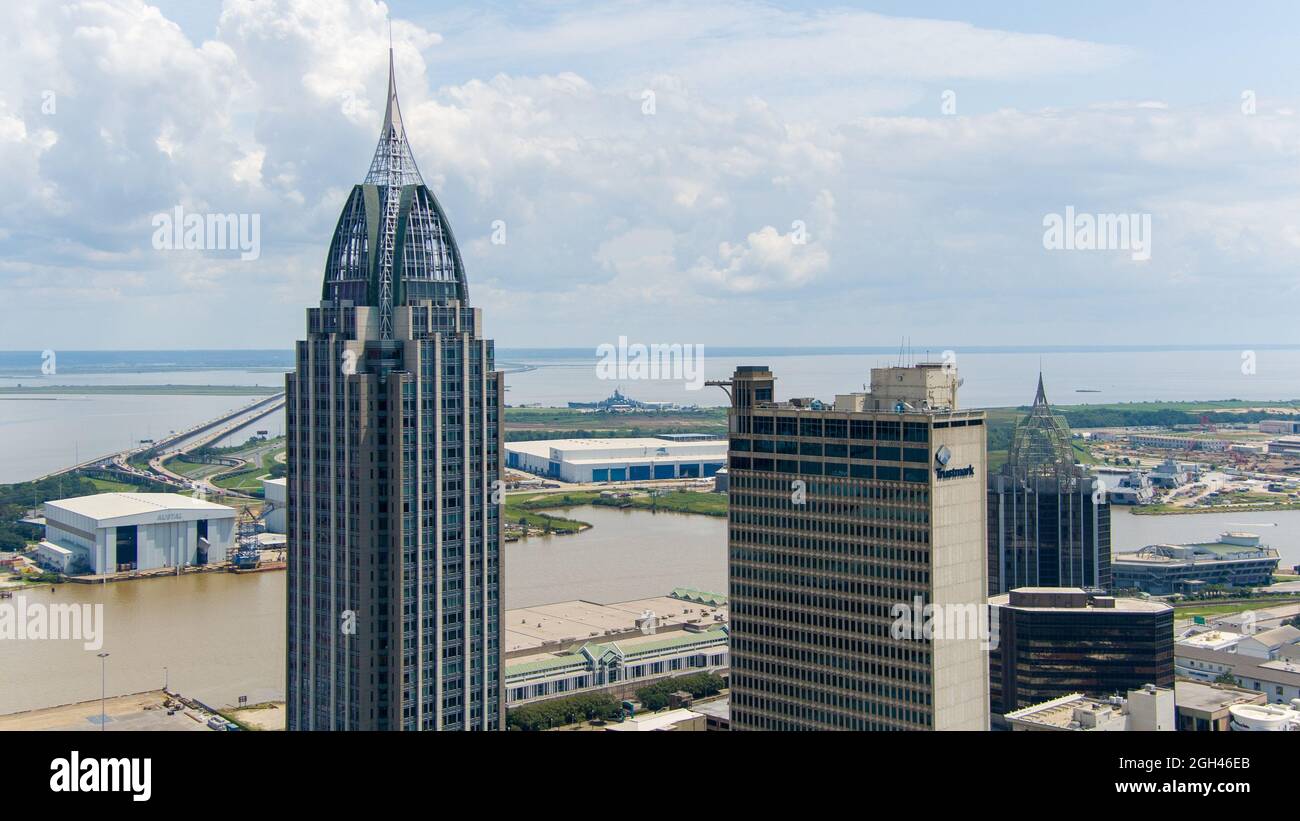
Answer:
[{"xmin": 98, "ymin": 652, "xmax": 110, "ymax": 731}]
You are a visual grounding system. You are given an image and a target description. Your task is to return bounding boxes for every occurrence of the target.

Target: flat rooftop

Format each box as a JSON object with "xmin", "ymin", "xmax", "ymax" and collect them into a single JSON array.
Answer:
[
  {"xmin": 1004, "ymin": 694, "xmax": 1122, "ymax": 729},
  {"xmin": 1174, "ymin": 680, "xmax": 1264, "ymax": 713},
  {"xmin": 1177, "ymin": 630, "xmax": 1243, "ymax": 649},
  {"xmin": 991, "ymin": 589, "xmax": 1171, "ymax": 614},
  {"xmin": 693, "ymin": 697, "xmax": 730, "ymax": 722},
  {"xmin": 605, "ymin": 708, "xmax": 702, "ymax": 731},
  {"xmin": 504, "ymin": 595, "xmax": 729, "ymax": 655},
  {"xmin": 506, "ymin": 438, "xmax": 726, "ymax": 459},
  {"xmin": 45, "ymin": 492, "xmax": 235, "ymax": 522}
]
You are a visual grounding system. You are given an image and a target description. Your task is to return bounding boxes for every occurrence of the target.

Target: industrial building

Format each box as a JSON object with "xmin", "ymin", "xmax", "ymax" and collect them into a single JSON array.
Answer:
[
  {"xmin": 1107, "ymin": 471, "xmax": 1155, "ymax": 505},
  {"xmin": 989, "ymin": 587, "xmax": 1174, "ymax": 718},
  {"xmin": 1127, "ymin": 433, "xmax": 1229, "ymax": 452},
  {"xmin": 988, "ymin": 375, "xmax": 1111, "ymax": 594},
  {"xmin": 505, "ymin": 436, "xmax": 727, "ymax": 483},
  {"xmin": 41, "ymin": 493, "xmax": 236, "ymax": 574},
  {"xmin": 724, "ymin": 362, "xmax": 989, "ymax": 730},
  {"xmin": 1112, "ymin": 532, "xmax": 1280, "ymax": 595},
  {"xmin": 1259, "ymin": 419, "xmax": 1300, "ymax": 435},
  {"xmin": 1267, "ymin": 437, "xmax": 1300, "ymax": 455},
  {"xmin": 260, "ymin": 477, "xmax": 286, "ymax": 534}
]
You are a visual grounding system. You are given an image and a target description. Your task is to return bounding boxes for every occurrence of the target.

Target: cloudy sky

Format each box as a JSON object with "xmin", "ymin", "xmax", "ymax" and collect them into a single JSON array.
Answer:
[{"xmin": 3, "ymin": 0, "xmax": 1300, "ymax": 350}]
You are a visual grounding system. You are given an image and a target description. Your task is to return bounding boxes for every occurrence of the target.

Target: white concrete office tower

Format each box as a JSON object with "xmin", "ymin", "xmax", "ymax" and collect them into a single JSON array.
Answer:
[
  {"xmin": 724, "ymin": 363, "xmax": 989, "ymax": 730},
  {"xmin": 42, "ymin": 493, "xmax": 236, "ymax": 574},
  {"xmin": 286, "ymin": 51, "xmax": 504, "ymax": 731}
]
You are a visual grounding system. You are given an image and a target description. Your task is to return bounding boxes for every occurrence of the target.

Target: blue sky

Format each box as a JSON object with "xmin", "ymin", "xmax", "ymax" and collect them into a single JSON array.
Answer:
[{"xmin": 3, "ymin": 0, "xmax": 1300, "ymax": 350}]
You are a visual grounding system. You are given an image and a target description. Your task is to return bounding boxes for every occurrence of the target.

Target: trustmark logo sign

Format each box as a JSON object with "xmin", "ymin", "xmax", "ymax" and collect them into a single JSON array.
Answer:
[{"xmin": 934, "ymin": 446, "xmax": 974, "ymax": 480}]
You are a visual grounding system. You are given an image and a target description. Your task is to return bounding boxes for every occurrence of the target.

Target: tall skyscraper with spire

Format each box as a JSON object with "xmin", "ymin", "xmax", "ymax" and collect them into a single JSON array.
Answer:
[
  {"xmin": 987, "ymin": 374, "xmax": 1110, "ymax": 594},
  {"xmin": 285, "ymin": 50, "xmax": 504, "ymax": 731}
]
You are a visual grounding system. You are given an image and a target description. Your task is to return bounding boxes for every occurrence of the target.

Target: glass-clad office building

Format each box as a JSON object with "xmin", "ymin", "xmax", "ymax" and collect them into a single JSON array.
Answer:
[
  {"xmin": 988, "ymin": 375, "xmax": 1111, "ymax": 594},
  {"xmin": 988, "ymin": 588, "xmax": 1174, "ymax": 716}
]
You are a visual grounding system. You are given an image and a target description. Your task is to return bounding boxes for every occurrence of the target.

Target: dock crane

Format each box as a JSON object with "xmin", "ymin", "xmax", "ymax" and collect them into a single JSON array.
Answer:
[{"xmin": 230, "ymin": 500, "xmax": 278, "ymax": 570}]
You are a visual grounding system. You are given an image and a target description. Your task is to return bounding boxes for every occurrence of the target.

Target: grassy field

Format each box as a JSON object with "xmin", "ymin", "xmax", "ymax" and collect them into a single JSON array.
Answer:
[
  {"xmin": 1172, "ymin": 595, "xmax": 1300, "ymax": 620},
  {"xmin": 211, "ymin": 450, "xmax": 282, "ymax": 492},
  {"xmin": 87, "ymin": 477, "xmax": 144, "ymax": 493},
  {"xmin": 509, "ymin": 488, "xmax": 727, "ymax": 517},
  {"xmin": 503, "ymin": 492, "xmax": 591, "ymax": 533},
  {"xmin": 163, "ymin": 456, "xmax": 229, "ymax": 480},
  {"xmin": 1133, "ymin": 500, "xmax": 1300, "ymax": 515}
]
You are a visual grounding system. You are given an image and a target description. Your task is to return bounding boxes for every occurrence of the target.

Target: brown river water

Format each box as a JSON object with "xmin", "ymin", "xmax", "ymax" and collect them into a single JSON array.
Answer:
[{"xmin": 0, "ymin": 506, "xmax": 727, "ymax": 715}]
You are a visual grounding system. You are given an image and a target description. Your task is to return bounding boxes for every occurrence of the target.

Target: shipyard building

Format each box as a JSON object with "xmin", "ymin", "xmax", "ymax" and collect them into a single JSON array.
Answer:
[
  {"xmin": 40, "ymin": 493, "xmax": 236, "ymax": 574},
  {"xmin": 506, "ymin": 436, "xmax": 726, "ymax": 483}
]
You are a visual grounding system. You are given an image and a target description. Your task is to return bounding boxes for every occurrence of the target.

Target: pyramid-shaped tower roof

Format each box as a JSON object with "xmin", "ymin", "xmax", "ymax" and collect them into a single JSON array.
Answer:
[{"xmin": 1006, "ymin": 372, "xmax": 1076, "ymax": 477}]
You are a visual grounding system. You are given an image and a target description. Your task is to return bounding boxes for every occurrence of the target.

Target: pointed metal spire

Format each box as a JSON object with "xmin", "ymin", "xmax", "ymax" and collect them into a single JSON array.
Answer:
[
  {"xmin": 1033, "ymin": 371, "xmax": 1048, "ymax": 407},
  {"xmin": 365, "ymin": 36, "xmax": 424, "ymax": 339},
  {"xmin": 363, "ymin": 43, "xmax": 423, "ymax": 187}
]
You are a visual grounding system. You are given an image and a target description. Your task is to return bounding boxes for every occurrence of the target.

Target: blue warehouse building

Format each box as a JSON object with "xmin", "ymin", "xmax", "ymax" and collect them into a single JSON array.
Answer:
[{"xmin": 506, "ymin": 436, "xmax": 727, "ymax": 483}]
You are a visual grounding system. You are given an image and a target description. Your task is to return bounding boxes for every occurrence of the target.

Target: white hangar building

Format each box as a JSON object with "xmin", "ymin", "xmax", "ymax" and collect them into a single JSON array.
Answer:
[
  {"xmin": 42, "ymin": 493, "xmax": 237, "ymax": 575},
  {"xmin": 506, "ymin": 436, "xmax": 727, "ymax": 483}
]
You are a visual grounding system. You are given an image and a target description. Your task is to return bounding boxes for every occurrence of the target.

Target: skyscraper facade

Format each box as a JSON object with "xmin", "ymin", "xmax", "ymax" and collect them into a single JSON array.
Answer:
[
  {"xmin": 286, "ymin": 53, "xmax": 504, "ymax": 731},
  {"xmin": 988, "ymin": 376, "xmax": 1110, "ymax": 595},
  {"xmin": 724, "ymin": 363, "xmax": 989, "ymax": 730}
]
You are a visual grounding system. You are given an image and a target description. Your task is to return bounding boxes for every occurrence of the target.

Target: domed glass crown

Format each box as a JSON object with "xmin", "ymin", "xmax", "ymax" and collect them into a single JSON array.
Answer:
[
  {"xmin": 1006, "ymin": 373, "xmax": 1077, "ymax": 477},
  {"xmin": 321, "ymin": 48, "xmax": 468, "ymax": 338}
]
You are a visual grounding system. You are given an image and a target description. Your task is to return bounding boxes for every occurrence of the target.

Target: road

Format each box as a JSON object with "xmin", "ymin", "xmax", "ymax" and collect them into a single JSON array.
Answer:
[
  {"xmin": 147, "ymin": 399, "xmax": 286, "ymax": 498},
  {"xmin": 30, "ymin": 394, "xmax": 286, "ymax": 503}
]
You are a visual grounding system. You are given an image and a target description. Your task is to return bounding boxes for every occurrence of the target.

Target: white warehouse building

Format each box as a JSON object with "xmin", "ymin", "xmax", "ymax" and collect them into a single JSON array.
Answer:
[
  {"xmin": 261, "ymin": 477, "xmax": 287, "ymax": 534},
  {"xmin": 506, "ymin": 436, "xmax": 728, "ymax": 483},
  {"xmin": 42, "ymin": 493, "xmax": 237, "ymax": 575}
]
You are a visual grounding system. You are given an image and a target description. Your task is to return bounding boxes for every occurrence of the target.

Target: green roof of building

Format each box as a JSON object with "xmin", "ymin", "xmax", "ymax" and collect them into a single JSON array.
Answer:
[
  {"xmin": 669, "ymin": 587, "xmax": 728, "ymax": 606},
  {"xmin": 504, "ymin": 625, "xmax": 729, "ymax": 680},
  {"xmin": 618, "ymin": 625, "xmax": 728, "ymax": 658},
  {"xmin": 505, "ymin": 654, "xmax": 590, "ymax": 678}
]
